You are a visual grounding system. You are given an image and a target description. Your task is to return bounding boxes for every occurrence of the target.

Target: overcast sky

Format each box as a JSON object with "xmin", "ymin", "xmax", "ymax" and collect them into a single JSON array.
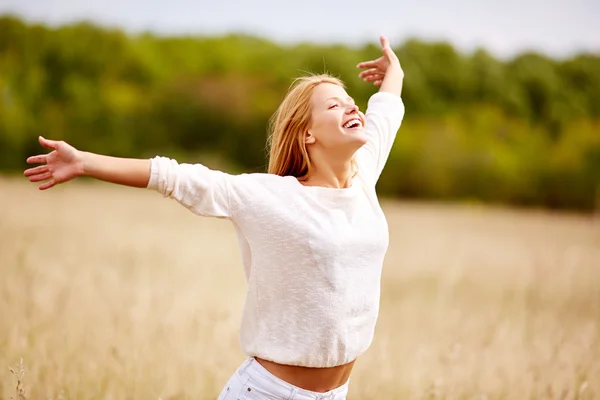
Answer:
[{"xmin": 1, "ymin": 0, "xmax": 599, "ymax": 58}]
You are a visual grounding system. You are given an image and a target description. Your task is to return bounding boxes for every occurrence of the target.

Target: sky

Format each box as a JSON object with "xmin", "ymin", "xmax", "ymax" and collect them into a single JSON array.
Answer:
[{"xmin": 1, "ymin": 0, "xmax": 599, "ymax": 59}]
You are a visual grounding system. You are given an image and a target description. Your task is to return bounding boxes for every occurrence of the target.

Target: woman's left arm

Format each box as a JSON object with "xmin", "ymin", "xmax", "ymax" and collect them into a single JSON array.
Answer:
[{"xmin": 355, "ymin": 36, "xmax": 405, "ymax": 185}]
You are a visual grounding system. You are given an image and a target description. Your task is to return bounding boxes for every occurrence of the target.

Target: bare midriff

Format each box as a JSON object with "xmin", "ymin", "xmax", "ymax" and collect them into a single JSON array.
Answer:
[{"xmin": 255, "ymin": 357, "xmax": 356, "ymax": 393}]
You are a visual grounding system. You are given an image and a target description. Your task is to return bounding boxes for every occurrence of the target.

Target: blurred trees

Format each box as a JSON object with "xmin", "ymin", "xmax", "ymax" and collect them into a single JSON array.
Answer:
[{"xmin": 1, "ymin": 15, "xmax": 598, "ymax": 210}]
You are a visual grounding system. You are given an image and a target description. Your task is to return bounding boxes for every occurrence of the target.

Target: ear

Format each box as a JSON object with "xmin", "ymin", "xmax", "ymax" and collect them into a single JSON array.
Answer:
[{"xmin": 304, "ymin": 129, "xmax": 316, "ymax": 145}]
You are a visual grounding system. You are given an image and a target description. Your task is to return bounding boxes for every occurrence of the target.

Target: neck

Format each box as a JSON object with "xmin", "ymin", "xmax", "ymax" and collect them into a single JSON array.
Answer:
[{"xmin": 302, "ymin": 158, "xmax": 354, "ymax": 189}]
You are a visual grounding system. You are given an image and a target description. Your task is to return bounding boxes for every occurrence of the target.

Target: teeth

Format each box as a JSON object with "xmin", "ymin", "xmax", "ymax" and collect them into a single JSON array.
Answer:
[{"xmin": 343, "ymin": 119, "xmax": 362, "ymax": 129}]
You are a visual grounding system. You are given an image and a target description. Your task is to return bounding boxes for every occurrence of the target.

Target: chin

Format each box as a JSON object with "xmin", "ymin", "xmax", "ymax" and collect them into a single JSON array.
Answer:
[
  {"xmin": 352, "ymin": 132, "xmax": 369, "ymax": 147},
  {"xmin": 346, "ymin": 137, "xmax": 368, "ymax": 156},
  {"xmin": 332, "ymin": 130, "xmax": 369, "ymax": 153}
]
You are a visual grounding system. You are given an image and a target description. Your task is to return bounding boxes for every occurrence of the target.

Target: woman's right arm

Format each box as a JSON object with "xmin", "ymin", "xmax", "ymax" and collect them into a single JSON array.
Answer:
[
  {"xmin": 80, "ymin": 152, "xmax": 150, "ymax": 188},
  {"xmin": 25, "ymin": 136, "xmax": 238, "ymax": 219},
  {"xmin": 24, "ymin": 136, "xmax": 150, "ymax": 189}
]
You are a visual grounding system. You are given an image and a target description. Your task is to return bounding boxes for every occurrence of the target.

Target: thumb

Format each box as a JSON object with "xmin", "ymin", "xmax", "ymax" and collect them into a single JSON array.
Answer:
[
  {"xmin": 380, "ymin": 35, "xmax": 390, "ymax": 51},
  {"xmin": 39, "ymin": 136, "xmax": 59, "ymax": 151},
  {"xmin": 380, "ymin": 35, "xmax": 398, "ymax": 61}
]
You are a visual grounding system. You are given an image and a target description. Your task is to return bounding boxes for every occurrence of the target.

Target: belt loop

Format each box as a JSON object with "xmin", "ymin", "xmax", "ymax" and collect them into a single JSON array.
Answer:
[
  {"xmin": 329, "ymin": 389, "xmax": 338, "ymax": 400},
  {"xmin": 287, "ymin": 387, "xmax": 299, "ymax": 400},
  {"xmin": 240, "ymin": 357, "xmax": 253, "ymax": 376}
]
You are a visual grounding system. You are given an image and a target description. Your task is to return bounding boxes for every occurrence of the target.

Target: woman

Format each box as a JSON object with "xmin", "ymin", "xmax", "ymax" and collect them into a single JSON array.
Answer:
[{"xmin": 24, "ymin": 35, "xmax": 404, "ymax": 399}]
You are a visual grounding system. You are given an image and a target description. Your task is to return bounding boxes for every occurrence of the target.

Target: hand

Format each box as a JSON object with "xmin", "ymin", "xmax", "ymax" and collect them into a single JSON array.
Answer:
[
  {"xmin": 357, "ymin": 35, "xmax": 403, "ymax": 87},
  {"xmin": 24, "ymin": 136, "xmax": 84, "ymax": 190}
]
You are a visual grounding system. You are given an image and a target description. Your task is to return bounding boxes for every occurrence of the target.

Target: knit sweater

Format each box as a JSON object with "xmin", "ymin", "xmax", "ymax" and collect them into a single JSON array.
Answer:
[{"xmin": 147, "ymin": 91, "xmax": 405, "ymax": 367}]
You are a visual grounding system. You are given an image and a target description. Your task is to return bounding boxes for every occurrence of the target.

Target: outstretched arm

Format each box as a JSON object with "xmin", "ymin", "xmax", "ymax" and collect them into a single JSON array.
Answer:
[
  {"xmin": 357, "ymin": 35, "xmax": 404, "ymax": 95},
  {"xmin": 353, "ymin": 36, "xmax": 405, "ymax": 185},
  {"xmin": 24, "ymin": 136, "xmax": 150, "ymax": 190},
  {"xmin": 25, "ymin": 136, "xmax": 237, "ymax": 219}
]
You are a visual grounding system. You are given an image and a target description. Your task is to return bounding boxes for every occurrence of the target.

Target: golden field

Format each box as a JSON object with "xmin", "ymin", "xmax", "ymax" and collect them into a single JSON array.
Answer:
[{"xmin": 1, "ymin": 177, "xmax": 599, "ymax": 399}]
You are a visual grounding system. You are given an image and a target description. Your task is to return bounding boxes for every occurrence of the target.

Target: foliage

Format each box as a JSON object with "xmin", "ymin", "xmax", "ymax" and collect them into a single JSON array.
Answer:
[{"xmin": 1, "ymin": 15, "xmax": 598, "ymax": 210}]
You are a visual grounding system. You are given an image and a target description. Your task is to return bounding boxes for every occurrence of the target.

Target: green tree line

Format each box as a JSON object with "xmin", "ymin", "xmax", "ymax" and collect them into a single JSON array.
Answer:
[{"xmin": 1, "ymin": 15, "xmax": 599, "ymax": 210}]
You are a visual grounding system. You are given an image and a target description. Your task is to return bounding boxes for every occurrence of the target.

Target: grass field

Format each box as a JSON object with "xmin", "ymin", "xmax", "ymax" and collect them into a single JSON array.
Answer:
[{"xmin": 1, "ymin": 177, "xmax": 599, "ymax": 399}]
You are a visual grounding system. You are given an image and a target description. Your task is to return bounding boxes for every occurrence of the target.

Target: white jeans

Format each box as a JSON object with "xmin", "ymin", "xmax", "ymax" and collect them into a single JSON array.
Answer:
[{"xmin": 217, "ymin": 357, "xmax": 350, "ymax": 400}]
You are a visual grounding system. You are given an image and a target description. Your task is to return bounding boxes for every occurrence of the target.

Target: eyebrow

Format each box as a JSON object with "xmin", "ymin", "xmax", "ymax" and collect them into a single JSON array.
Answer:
[{"xmin": 325, "ymin": 96, "xmax": 355, "ymax": 103}]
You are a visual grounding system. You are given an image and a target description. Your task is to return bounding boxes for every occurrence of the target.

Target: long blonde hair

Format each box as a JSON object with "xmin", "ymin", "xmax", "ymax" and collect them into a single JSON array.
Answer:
[{"xmin": 267, "ymin": 74, "xmax": 345, "ymax": 179}]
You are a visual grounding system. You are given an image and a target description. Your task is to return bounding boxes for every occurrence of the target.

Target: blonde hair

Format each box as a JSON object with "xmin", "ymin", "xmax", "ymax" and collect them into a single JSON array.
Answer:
[{"xmin": 267, "ymin": 74, "xmax": 345, "ymax": 179}]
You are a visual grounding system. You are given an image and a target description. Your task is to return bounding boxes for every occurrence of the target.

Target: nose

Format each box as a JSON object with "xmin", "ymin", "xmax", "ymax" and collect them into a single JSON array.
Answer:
[{"xmin": 346, "ymin": 103, "xmax": 358, "ymax": 114}]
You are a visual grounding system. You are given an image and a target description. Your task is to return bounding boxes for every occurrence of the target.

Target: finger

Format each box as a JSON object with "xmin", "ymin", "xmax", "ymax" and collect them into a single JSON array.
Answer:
[
  {"xmin": 374, "ymin": 80, "xmax": 383, "ymax": 87},
  {"xmin": 380, "ymin": 35, "xmax": 390, "ymax": 48},
  {"xmin": 379, "ymin": 35, "xmax": 399, "ymax": 59},
  {"xmin": 39, "ymin": 136, "xmax": 59, "ymax": 151},
  {"xmin": 380, "ymin": 37, "xmax": 399, "ymax": 63},
  {"xmin": 29, "ymin": 171, "xmax": 53, "ymax": 183},
  {"xmin": 359, "ymin": 68, "xmax": 381, "ymax": 78},
  {"xmin": 24, "ymin": 165, "xmax": 49, "ymax": 177},
  {"xmin": 383, "ymin": 45, "xmax": 398, "ymax": 62},
  {"xmin": 363, "ymin": 76, "xmax": 385, "ymax": 84},
  {"xmin": 363, "ymin": 73, "xmax": 385, "ymax": 82},
  {"xmin": 356, "ymin": 59, "xmax": 380, "ymax": 69},
  {"xmin": 26, "ymin": 154, "xmax": 48, "ymax": 164},
  {"xmin": 39, "ymin": 180, "xmax": 57, "ymax": 190}
]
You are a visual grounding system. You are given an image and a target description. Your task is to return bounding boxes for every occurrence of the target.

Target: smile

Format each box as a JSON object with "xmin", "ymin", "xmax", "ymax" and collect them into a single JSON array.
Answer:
[{"xmin": 342, "ymin": 118, "xmax": 362, "ymax": 129}]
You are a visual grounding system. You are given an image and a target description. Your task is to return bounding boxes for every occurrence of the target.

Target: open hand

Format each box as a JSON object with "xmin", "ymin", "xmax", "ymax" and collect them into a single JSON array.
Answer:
[
  {"xmin": 24, "ymin": 136, "xmax": 84, "ymax": 190},
  {"xmin": 357, "ymin": 35, "xmax": 403, "ymax": 87}
]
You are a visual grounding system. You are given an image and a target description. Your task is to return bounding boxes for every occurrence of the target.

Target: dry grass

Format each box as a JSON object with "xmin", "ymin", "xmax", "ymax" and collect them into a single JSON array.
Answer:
[
  {"xmin": 1, "ymin": 177, "xmax": 599, "ymax": 399},
  {"xmin": 8, "ymin": 358, "xmax": 26, "ymax": 400}
]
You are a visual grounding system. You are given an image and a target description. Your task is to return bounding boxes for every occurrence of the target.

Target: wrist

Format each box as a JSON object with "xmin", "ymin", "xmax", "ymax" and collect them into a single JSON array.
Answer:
[
  {"xmin": 380, "ymin": 65, "xmax": 404, "ymax": 95},
  {"xmin": 388, "ymin": 63, "xmax": 403, "ymax": 77},
  {"xmin": 78, "ymin": 151, "xmax": 90, "ymax": 177}
]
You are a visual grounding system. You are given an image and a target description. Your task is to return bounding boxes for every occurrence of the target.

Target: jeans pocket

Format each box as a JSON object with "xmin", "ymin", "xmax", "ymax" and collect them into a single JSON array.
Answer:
[
  {"xmin": 217, "ymin": 371, "xmax": 246, "ymax": 400},
  {"xmin": 216, "ymin": 384, "xmax": 231, "ymax": 400},
  {"xmin": 238, "ymin": 376, "xmax": 281, "ymax": 400}
]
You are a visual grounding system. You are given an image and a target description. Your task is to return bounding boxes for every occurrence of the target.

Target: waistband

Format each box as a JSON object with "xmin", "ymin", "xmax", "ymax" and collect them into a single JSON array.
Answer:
[{"xmin": 237, "ymin": 357, "xmax": 350, "ymax": 400}]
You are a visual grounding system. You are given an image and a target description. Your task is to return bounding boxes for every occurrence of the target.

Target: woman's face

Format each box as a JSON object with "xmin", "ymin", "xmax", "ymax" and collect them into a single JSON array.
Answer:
[{"xmin": 307, "ymin": 83, "xmax": 368, "ymax": 157}]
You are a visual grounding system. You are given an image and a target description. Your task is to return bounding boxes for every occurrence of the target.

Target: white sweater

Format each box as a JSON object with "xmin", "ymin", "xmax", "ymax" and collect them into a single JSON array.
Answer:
[{"xmin": 147, "ymin": 92, "xmax": 405, "ymax": 367}]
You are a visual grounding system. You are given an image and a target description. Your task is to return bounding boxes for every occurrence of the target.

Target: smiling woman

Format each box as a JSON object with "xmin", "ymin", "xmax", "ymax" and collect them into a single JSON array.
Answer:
[
  {"xmin": 23, "ymin": 36, "xmax": 405, "ymax": 399},
  {"xmin": 267, "ymin": 74, "xmax": 368, "ymax": 183}
]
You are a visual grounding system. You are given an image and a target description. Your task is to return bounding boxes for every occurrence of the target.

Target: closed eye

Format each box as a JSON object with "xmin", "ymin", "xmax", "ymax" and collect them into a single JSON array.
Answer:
[{"xmin": 328, "ymin": 104, "xmax": 339, "ymax": 109}]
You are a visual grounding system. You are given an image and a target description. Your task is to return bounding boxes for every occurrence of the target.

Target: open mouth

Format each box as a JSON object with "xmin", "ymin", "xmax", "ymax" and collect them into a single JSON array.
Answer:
[{"xmin": 342, "ymin": 118, "xmax": 363, "ymax": 129}]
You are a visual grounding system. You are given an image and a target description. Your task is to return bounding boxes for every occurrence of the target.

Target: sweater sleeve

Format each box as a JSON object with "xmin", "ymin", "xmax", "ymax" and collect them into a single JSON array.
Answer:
[
  {"xmin": 355, "ymin": 92, "xmax": 405, "ymax": 186},
  {"xmin": 146, "ymin": 156, "xmax": 234, "ymax": 219}
]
